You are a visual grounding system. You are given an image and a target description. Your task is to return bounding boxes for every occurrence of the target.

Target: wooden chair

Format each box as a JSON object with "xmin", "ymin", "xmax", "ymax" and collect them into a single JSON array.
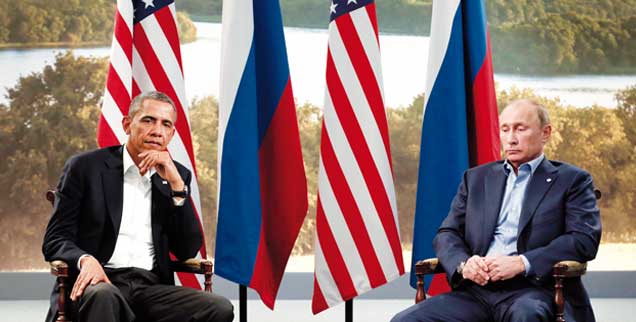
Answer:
[
  {"xmin": 413, "ymin": 189, "xmax": 601, "ymax": 322},
  {"xmin": 46, "ymin": 190, "xmax": 213, "ymax": 322}
]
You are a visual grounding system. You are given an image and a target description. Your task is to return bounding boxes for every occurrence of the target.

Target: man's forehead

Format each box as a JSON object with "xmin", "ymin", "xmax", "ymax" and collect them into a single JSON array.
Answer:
[
  {"xmin": 137, "ymin": 99, "xmax": 176, "ymax": 120},
  {"xmin": 500, "ymin": 104, "xmax": 540, "ymax": 124}
]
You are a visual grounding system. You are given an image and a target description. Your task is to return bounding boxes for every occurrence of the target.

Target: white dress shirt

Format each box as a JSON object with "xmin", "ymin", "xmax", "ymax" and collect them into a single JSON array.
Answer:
[{"xmin": 105, "ymin": 147, "xmax": 156, "ymax": 270}]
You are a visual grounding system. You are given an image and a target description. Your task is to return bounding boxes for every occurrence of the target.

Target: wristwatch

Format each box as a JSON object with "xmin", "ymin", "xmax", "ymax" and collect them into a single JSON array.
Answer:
[
  {"xmin": 457, "ymin": 261, "xmax": 466, "ymax": 276},
  {"xmin": 170, "ymin": 185, "xmax": 189, "ymax": 198}
]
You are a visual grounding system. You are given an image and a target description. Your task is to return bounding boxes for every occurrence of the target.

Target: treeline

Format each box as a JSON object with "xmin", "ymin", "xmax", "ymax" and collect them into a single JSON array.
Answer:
[
  {"xmin": 487, "ymin": 0, "xmax": 636, "ymax": 73},
  {"xmin": 178, "ymin": 0, "xmax": 636, "ymax": 73},
  {"xmin": 0, "ymin": 0, "xmax": 197, "ymax": 46},
  {"xmin": 1, "ymin": 53, "xmax": 635, "ymax": 270}
]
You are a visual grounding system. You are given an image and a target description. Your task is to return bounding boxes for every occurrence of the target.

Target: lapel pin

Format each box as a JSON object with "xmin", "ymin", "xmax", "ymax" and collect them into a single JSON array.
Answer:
[
  {"xmin": 546, "ymin": 178, "xmax": 552, "ymax": 183},
  {"xmin": 162, "ymin": 180, "xmax": 168, "ymax": 185}
]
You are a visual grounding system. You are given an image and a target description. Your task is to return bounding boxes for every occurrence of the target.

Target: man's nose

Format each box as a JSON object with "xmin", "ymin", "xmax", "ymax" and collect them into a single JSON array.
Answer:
[
  {"xmin": 149, "ymin": 122, "xmax": 163, "ymax": 136},
  {"xmin": 503, "ymin": 131, "xmax": 517, "ymax": 144}
]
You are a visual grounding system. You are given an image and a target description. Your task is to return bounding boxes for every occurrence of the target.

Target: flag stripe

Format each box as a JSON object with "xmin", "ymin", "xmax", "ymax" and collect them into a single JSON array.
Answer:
[
  {"xmin": 318, "ymin": 158, "xmax": 371, "ymax": 293},
  {"xmin": 320, "ymin": 119, "xmax": 388, "ymax": 287},
  {"xmin": 334, "ymin": 14, "xmax": 390, "ymax": 157},
  {"xmin": 316, "ymin": 198, "xmax": 358, "ymax": 299},
  {"xmin": 155, "ymin": 4, "xmax": 183, "ymax": 72},
  {"xmin": 216, "ymin": 0, "xmax": 307, "ymax": 309},
  {"xmin": 327, "ymin": 22, "xmax": 398, "ymax": 222},
  {"xmin": 313, "ymin": 0, "xmax": 403, "ymax": 313},
  {"xmin": 113, "ymin": 11, "xmax": 133, "ymax": 64},
  {"xmin": 325, "ymin": 53, "xmax": 402, "ymax": 277}
]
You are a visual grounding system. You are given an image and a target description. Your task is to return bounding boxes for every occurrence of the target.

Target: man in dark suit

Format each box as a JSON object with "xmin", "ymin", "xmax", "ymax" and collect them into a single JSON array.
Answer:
[
  {"xmin": 43, "ymin": 91, "xmax": 233, "ymax": 322},
  {"xmin": 392, "ymin": 99, "xmax": 601, "ymax": 322}
]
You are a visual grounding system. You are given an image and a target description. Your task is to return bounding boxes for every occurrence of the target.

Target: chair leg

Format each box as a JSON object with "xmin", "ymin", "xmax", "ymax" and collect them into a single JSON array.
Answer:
[
  {"xmin": 55, "ymin": 267, "xmax": 69, "ymax": 322},
  {"xmin": 201, "ymin": 261, "xmax": 213, "ymax": 292},
  {"xmin": 553, "ymin": 265, "xmax": 566, "ymax": 322},
  {"xmin": 415, "ymin": 273, "xmax": 426, "ymax": 304}
]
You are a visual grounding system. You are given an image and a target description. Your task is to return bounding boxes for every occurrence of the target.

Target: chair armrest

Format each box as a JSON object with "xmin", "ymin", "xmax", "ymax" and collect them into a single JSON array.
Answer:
[
  {"xmin": 414, "ymin": 258, "xmax": 444, "ymax": 304},
  {"xmin": 553, "ymin": 260, "xmax": 587, "ymax": 321},
  {"xmin": 169, "ymin": 258, "xmax": 213, "ymax": 275},
  {"xmin": 553, "ymin": 260, "xmax": 587, "ymax": 278},
  {"xmin": 415, "ymin": 258, "xmax": 445, "ymax": 275},
  {"xmin": 50, "ymin": 260, "xmax": 69, "ymax": 277}
]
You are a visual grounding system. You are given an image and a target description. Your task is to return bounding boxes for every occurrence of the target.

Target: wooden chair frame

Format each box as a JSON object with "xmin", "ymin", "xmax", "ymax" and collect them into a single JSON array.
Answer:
[
  {"xmin": 46, "ymin": 190, "xmax": 213, "ymax": 322},
  {"xmin": 414, "ymin": 258, "xmax": 586, "ymax": 322}
]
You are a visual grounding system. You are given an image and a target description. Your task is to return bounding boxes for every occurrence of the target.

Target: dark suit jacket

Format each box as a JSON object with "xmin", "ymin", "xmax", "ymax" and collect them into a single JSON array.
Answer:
[
  {"xmin": 42, "ymin": 145, "xmax": 202, "ymax": 322},
  {"xmin": 433, "ymin": 158, "xmax": 602, "ymax": 322}
]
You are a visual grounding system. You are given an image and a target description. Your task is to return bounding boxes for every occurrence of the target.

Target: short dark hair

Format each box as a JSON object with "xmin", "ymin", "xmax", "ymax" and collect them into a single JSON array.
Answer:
[
  {"xmin": 128, "ymin": 91, "xmax": 177, "ymax": 120},
  {"xmin": 505, "ymin": 99, "xmax": 550, "ymax": 127}
]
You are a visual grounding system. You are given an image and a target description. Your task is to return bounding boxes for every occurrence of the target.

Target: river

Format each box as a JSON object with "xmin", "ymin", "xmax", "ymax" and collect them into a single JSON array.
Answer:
[{"xmin": 1, "ymin": 22, "xmax": 634, "ymax": 108}]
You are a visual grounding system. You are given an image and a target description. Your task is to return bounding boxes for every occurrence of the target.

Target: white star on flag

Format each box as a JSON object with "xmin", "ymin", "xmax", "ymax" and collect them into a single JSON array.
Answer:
[
  {"xmin": 142, "ymin": 0, "xmax": 155, "ymax": 9},
  {"xmin": 330, "ymin": 2, "xmax": 338, "ymax": 14},
  {"xmin": 347, "ymin": 0, "xmax": 358, "ymax": 4}
]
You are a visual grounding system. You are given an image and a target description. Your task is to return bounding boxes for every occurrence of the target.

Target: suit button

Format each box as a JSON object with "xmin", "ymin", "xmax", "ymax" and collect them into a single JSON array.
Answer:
[{"xmin": 535, "ymin": 277, "xmax": 541, "ymax": 281}]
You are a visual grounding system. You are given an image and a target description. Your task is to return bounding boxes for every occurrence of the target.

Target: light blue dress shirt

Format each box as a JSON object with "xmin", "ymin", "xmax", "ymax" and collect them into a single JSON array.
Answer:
[{"xmin": 486, "ymin": 154, "xmax": 545, "ymax": 275}]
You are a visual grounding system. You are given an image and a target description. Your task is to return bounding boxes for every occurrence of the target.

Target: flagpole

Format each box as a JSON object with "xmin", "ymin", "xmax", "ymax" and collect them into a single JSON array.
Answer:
[
  {"xmin": 240, "ymin": 285, "xmax": 247, "ymax": 322},
  {"xmin": 345, "ymin": 299, "xmax": 353, "ymax": 322}
]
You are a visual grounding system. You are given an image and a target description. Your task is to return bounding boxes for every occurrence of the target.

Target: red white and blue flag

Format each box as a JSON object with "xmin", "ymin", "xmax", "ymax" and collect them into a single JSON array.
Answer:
[
  {"xmin": 215, "ymin": 0, "xmax": 308, "ymax": 309},
  {"xmin": 410, "ymin": 0, "xmax": 500, "ymax": 294},
  {"xmin": 97, "ymin": 0, "xmax": 206, "ymax": 289},
  {"xmin": 312, "ymin": 0, "xmax": 404, "ymax": 314}
]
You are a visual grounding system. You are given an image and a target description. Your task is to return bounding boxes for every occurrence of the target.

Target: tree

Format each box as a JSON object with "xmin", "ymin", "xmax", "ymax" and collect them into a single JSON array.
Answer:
[{"xmin": 0, "ymin": 52, "xmax": 108, "ymax": 270}]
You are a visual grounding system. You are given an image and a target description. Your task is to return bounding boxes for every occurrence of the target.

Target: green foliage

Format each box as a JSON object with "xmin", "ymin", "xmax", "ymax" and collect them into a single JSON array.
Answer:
[
  {"xmin": 177, "ymin": 11, "xmax": 198, "ymax": 44},
  {"xmin": 0, "ymin": 52, "xmax": 108, "ymax": 270},
  {"xmin": 0, "ymin": 0, "xmax": 197, "ymax": 45},
  {"xmin": 188, "ymin": 96, "xmax": 219, "ymax": 255}
]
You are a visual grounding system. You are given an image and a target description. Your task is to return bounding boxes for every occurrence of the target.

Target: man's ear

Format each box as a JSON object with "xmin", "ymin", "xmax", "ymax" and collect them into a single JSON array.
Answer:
[
  {"xmin": 542, "ymin": 124, "xmax": 552, "ymax": 143},
  {"xmin": 122, "ymin": 116, "xmax": 132, "ymax": 135}
]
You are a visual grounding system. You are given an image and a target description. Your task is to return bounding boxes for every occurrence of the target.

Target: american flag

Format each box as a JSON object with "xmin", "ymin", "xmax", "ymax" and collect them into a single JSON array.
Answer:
[
  {"xmin": 97, "ymin": 0, "xmax": 206, "ymax": 289},
  {"xmin": 312, "ymin": 0, "xmax": 404, "ymax": 313}
]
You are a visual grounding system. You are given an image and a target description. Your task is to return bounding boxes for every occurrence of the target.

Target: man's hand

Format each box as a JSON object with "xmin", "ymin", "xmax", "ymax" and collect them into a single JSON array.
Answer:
[
  {"xmin": 138, "ymin": 150, "xmax": 184, "ymax": 191},
  {"xmin": 462, "ymin": 255, "xmax": 490, "ymax": 286},
  {"xmin": 484, "ymin": 255, "xmax": 525, "ymax": 282},
  {"xmin": 70, "ymin": 256, "xmax": 110, "ymax": 301}
]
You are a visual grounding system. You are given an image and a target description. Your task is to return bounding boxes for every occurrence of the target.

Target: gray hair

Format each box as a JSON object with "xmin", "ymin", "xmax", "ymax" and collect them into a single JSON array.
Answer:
[
  {"xmin": 128, "ymin": 91, "xmax": 177, "ymax": 120},
  {"xmin": 505, "ymin": 99, "xmax": 550, "ymax": 128}
]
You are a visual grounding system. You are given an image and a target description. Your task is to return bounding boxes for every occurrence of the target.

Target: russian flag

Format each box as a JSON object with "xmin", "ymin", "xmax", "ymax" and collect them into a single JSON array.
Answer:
[
  {"xmin": 215, "ymin": 0, "xmax": 308, "ymax": 309},
  {"xmin": 410, "ymin": 0, "xmax": 500, "ymax": 294}
]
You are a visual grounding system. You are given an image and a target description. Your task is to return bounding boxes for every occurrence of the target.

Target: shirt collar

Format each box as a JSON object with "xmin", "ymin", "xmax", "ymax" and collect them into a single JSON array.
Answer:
[
  {"xmin": 503, "ymin": 153, "xmax": 545, "ymax": 176},
  {"xmin": 123, "ymin": 145, "xmax": 155, "ymax": 179}
]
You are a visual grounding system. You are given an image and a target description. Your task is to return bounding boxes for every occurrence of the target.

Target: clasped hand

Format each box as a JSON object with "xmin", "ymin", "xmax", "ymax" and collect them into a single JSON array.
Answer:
[{"xmin": 461, "ymin": 255, "xmax": 526, "ymax": 286}]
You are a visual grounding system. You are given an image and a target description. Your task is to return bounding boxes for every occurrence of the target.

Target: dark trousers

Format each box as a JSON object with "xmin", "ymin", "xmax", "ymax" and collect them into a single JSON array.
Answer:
[
  {"xmin": 78, "ymin": 267, "xmax": 233, "ymax": 322},
  {"xmin": 391, "ymin": 277, "xmax": 554, "ymax": 322}
]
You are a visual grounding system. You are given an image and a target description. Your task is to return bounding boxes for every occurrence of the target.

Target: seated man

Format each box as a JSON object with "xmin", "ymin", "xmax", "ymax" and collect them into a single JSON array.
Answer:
[
  {"xmin": 392, "ymin": 99, "xmax": 601, "ymax": 322},
  {"xmin": 43, "ymin": 91, "xmax": 233, "ymax": 322}
]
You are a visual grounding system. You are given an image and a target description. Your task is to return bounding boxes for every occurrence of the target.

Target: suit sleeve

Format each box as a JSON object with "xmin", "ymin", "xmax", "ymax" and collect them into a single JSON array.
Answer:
[
  {"xmin": 522, "ymin": 170, "xmax": 602, "ymax": 280},
  {"xmin": 164, "ymin": 168, "xmax": 203, "ymax": 260},
  {"xmin": 433, "ymin": 171, "xmax": 473, "ymax": 287},
  {"xmin": 42, "ymin": 156, "xmax": 87, "ymax": 273}
]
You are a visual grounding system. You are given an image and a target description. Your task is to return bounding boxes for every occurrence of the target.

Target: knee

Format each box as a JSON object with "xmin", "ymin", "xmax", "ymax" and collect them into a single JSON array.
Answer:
[
  {"xmin": 81, "ymin": 283, "xmax": 119, "ymax": 303},
  {"xmin": 508, "ymin": 298, "xmax": 552, "ymax": 322},
  {"xmin": 202, "ymin": 294, "xmax": 233, "ymax": 322},
  {"xmin": 390, "ymin": 307, "xmax": 419, "ymax": 322}
]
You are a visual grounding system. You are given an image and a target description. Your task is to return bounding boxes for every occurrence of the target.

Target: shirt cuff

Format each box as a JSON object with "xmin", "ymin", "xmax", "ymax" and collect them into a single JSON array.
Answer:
[
  {"xmin": 77, "ymin": 254, "xmax": 92, "ymax": 270},
  {"xmin": 172, "ymin": 197, "xmax": 186, "ymax": 206},
  {"xmin": 520, "ymin": 255, "xmax": 532, "ymax": 276}
]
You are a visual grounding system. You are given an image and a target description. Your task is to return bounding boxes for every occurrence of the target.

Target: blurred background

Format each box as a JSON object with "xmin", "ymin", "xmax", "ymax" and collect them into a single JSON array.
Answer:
[{"xmin": 1, "ymin": 0, "xmax": 634, "ymax": 275}]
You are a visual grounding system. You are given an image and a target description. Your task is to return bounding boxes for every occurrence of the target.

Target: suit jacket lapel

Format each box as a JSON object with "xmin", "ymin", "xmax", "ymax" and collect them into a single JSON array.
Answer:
[
  {"xmin": 517, "ymin": 158, "xmax": 559, "ymax": 237},
  {"xmin": 480, "ymin": 163, "xmax": 507, "ymax": 254},
  {"xmin": 102, "ymin": 146, "xmax": 124, "ymax": 234}
]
